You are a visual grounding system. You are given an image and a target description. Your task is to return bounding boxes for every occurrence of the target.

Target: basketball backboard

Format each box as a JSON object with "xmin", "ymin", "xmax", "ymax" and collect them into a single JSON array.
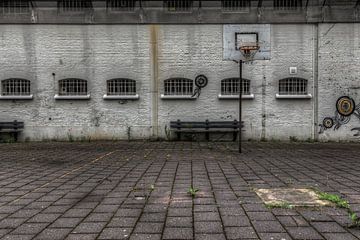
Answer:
[{"xmin": 223, "ymin": 24, "xmax": 271, "ymax": 61}]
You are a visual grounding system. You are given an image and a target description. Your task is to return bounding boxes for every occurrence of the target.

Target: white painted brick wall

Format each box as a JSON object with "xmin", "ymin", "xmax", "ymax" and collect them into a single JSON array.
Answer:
[{"xmin": 0, "ymin": 24, "xmax": 358, "ymax": 141}]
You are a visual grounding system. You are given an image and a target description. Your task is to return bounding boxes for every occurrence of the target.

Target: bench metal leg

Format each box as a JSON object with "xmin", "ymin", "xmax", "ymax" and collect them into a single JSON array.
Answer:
[
  {"xmin": 177, "ymin": 132, "xmax": 181, "ymax": 141},
  {"xmin": 233, "ymin": 132, "xmax": 237, "ymax": 141},
  {"xmin": 205, "ymin": 132, "xmax": 209, "ymax": 141}
]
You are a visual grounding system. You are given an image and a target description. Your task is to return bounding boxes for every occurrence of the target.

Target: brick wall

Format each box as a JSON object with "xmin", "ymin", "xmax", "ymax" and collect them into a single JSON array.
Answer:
[{"xmin": 0, "ymin": 24, "xmax": 359, "ymax": 141}]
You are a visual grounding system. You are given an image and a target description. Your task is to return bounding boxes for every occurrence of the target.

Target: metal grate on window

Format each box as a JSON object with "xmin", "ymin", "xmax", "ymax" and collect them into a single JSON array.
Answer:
[
  {"xmin": 1, "ymin": 79, "xmax": 31, "ymax": 96},
  {"xmin": 58, "ymin": 0, "xmax": 92, "ymax": 12},
  {"xmin": 221, "ymin": 0, "xmax": 250, "ymax": 12},
  {"xmin": 59, "ymin": 79, "xmax": 88, "ymax": 96},
  {"xmin": 274, "ymin": 0, "xmax": 302, "ymax": 11},
  {"xmin": 107, "ymin": 0, "xmax": 136, "ymax": 11},
  {"xmin": 0, "ymin": 0, "xmax": 29, "ymax": 14},
  {"xmin": 107, "ymin": 78, "xmax": 136, "ymax": 95},
  {"xmin": 221, "ymin": 78, "xmax": 250, "ymax": 95},
  {"xmin": 164, "ymin": 0, "xmax": 193, "ymax": 12},
  {"xmin": 164, "ymin": 78, "xmax": 193, "ymax": 96},
  {"xmin": 278, "ymin": 78, "xmax": 308, "ymax": 95}
]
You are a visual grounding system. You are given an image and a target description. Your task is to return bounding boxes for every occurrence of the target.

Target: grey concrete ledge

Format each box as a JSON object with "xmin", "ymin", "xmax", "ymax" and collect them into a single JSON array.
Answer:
[
  {"xmin": 218, "ymin": 94, "xmax": 255, "ymax": 100},
  {"xmin": 160, "ymin": 94, "xmax": 197, "ymax": 100},
  {"xmin": 0, "ymin": 95, "xmax": 33, "ymax": 100},
  {"xmin": 103, "ymin": 94, "xmax": 139, "ymax": 100},
  {"xmin": 54, "ymin": 94, "xmax": 91, "ymax": 100},
  {"xmin": 275, "ymin": 94, "xmax": 312, "ymax": 99}
]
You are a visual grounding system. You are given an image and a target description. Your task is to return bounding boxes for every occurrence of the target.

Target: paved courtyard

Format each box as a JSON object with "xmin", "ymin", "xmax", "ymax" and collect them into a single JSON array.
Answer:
[{"xmin": 0, "ymin": 141, "xmax": 359, "ymax": 240}]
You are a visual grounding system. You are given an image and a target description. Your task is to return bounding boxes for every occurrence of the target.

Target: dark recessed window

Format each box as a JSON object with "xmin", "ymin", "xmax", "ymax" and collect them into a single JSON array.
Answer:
[
  {"xmin": 0, "ymin": 0, "xmax": 29, "ymax": 14},
  {"xmin": 164, "ymin": 78, "xmax": 193, "ymax": 96},
  {"xmin": 59, "ymin": 79, "xmax": 88, "ymax": 96},
  {"xmin": 278, "ymin": 77, "xmax": 308, "ymax": 95},
  {"xmin": 107, "ymin": 0, "xmax": 136, "ymax": 11},
  {"xmin": 222, "ymin": 0, "xmax": 250, "ymax": 12},
  {"xmin": 164, "ymin": 0, "xmax": 193, "ymax": 12},
  {"xmin": 57, "ymin": 0, "xmax": 92, "ymax": 12},
  {"xmin": 221, "ymin": 78, "xmax": 250, "ymax": 95},
  {"xmin": 107, "ymin": 78, "xmax": 136, "ymax": 95},
  {"xmin": 274, "ymin": 0, "xmax": 302, "ymax": 11},
  {"xmin": 1, "ymin": 78, "xmax": 31, "ymax": 96}
]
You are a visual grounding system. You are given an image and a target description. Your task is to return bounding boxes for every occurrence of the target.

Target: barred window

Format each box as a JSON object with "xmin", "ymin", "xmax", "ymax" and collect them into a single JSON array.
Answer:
[
  {"xmin": 107, "ymin": 78, "xmax": 136, "ymax": 95},
  {"xmin": 221, "ymin": 78, "xmax": 250, "ymax": 95},
  {"xmin": 59, "ymin": 79, "xmax": 88, "ymax": 96},
  {"xmin": 57, "ymin": 0, "xmax": 92, "ymax": 12},
  {"xmin": 164, "ymin": 0, "xmax": 193, "ymax": 12},
  {"xmin": 222, "ymin": 0, "xmax": 250, "ymax": 12},
  {"xmin": 0, "ymin": 0, "xmax": 29, "ymax": 14},
  {"xmin": 1, "ymin": 79, "xmax": 31, "ymax": 96},
  {"xmin": 274, "ymin": 0, "xmax": 302, "ymax": 10},
  {"xmin": 278, "ymin": 78, "xmax": 308, "ymax": 95},
  {"xmin": 164, "ymin": 78, "xmax": 193, "ymax": 96},
  {"xmin": 107, "ymin": 0, "xmax": 136, "ymax": 11}
]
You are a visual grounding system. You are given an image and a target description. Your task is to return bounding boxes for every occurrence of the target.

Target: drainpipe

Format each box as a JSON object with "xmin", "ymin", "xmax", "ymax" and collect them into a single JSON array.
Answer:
[
  {"xmin": 150, "ymin": 25, "xmax": 159, "ymax": 139},
  {"xmin": 313, "ymin": 23, "xmax": 319, "ymax": 141}
]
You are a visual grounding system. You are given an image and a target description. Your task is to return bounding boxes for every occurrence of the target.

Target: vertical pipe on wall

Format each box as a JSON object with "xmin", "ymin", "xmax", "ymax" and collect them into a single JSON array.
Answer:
[
  {"xmin": 313, "ymin": 23, "xmax": 319, "ymax": 141},
  {"xmin": 150, "ymin": 25, "xmax": 159, "ymax": 139}
]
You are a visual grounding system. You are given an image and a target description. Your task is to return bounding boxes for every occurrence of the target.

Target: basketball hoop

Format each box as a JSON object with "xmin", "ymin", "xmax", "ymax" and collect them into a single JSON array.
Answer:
[{"xmin": 239, "ymin": 43, "xmax": 260, "ymax": 61}]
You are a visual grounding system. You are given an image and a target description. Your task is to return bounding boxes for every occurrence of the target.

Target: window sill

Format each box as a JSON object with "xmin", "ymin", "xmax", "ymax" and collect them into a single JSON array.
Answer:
[
  {"xmin": 218, "ymin": 94, "xmax": 254, "ymax": 100},
  {"xmin": 0, "ymin": 95, "xmax": 33, "ymax": 100},
  {"xmin": 54, "ymin": 94, "xmax": 90, "ymax": 100},
  {"xmin": 103, "ymin": 94, "xmax": 139, "ymax": 100},
  {"xmin": 160, "ymin": 94, "xmax": 197, "ymax": 100},
  {"xmin": 275, "ymin": 94, "xmax": 312, "ymax": 99}
]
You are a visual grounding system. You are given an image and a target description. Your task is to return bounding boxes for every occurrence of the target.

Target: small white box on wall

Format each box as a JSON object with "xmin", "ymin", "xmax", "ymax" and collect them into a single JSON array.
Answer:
[{"xmin": 289, "ymin": 67, "xmax": 297, "ymax": 75}]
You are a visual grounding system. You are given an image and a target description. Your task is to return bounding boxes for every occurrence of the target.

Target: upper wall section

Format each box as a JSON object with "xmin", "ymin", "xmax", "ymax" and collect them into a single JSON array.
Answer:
[{"xmin": 0, "ymin": 0, "xmax": 359, "ymax": 24}]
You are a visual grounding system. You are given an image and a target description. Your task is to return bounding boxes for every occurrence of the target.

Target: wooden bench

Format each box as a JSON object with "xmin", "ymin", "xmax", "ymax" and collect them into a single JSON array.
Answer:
[
  {"xmin": 170, "ymin": 119, "xmax": 243, "ymax": 141},
  {"xmin": 0, "ymin": 121, "xmax": 24, "ymax": 142}
]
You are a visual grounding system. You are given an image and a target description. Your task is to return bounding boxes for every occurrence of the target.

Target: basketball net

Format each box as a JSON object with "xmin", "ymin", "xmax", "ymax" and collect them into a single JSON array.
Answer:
[{"xmin": 239, "ymin": 43, "xmax": 260, "ymax": 61}]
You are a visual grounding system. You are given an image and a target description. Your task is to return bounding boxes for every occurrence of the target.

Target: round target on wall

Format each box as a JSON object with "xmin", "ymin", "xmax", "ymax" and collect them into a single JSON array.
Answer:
[
  {"xmin": 336, "ymin": 96, "xmax": 355, "ymax": 117},
  {"xmin": 323, "ymin": 117, "xmax": 334, "ymax": 129},
  {"xmin": 195, "ymin": 75, "xmax": 208, "ymax": 88}
]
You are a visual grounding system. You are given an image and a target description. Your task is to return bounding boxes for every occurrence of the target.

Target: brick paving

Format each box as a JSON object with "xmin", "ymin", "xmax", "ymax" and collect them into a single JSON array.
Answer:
[{"xmin": 0, "ymin": 141, "xmax": 359, "ymax": 240}]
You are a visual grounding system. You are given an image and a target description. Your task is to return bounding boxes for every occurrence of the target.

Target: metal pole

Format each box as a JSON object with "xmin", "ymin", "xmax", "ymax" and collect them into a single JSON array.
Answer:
[{"xmin": 239, "ymin": 60, "xmax": 243, "ymax": 153}]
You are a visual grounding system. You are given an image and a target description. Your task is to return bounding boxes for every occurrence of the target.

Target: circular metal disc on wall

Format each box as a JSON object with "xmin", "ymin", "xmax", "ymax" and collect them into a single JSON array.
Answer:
[
  {"xmin": 195, "ymin": 75, "xmax": 208, "ymax": 88},
  {"xmin": 336, "ymin": 96, "xmax": 355, "ymax": 116},
  {"xmin": 323, "ymin": 117, "xmax": 334, "ymax": 129}
]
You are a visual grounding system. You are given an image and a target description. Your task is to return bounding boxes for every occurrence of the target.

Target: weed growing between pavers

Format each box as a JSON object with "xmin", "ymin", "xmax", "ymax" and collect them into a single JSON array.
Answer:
[
  {"xmin": 188, "ymin": 187, "xmax": 199, "ymax": 198},
  {"xmin": 265, "ymin": 201, "xmax": 294, "ymax": 209},
  {"xmin": 315, "ymin": 191, "xmax": 360, "ymax": 228}
]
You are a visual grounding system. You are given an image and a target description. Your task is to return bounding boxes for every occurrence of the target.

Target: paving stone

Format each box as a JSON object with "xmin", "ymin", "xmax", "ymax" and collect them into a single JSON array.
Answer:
[
  {"xmin": 194, "ymin": 221, "xmax": 223, "ymax": 233},
  {"xmin": 322, "ymin": 233, "xmax": 358, "ymax": 240},
  {"xmin": 195, "ymin": 233, "xmax": 226, "ymax": 240},
  {"xmin": 108, "ymin": 217, "xmax": 138, "ymax": 227},
  {"xmin": 286, "ymin": 227, "xmax": 324, "ymax": 240},
  {"xmin": 163, "ymin": 227, "xmax": 193, "ymax": 240},
  {"xmin": 129, "ymin": 234, "xmax": 162, "ymax": 240},
  {"xmin": 0, "ymin": 218, "xmax": 27, "ymax": 229},
  {"xmin": 248, "ymin": 211, "xmax": 276, "ymax": 221},
  {"xmin": 166, "ymin": 217, "xmax": 193, "ymax": 227},
  {"xmin": 84, "ymin": 213, "xmax": 113, "ymax": 222},
  {"xmin": 252, "ymin": 220, "xmax": 286, "ymax": 233},
  {"xmin": 139, "ymin": 213, "xmax": 166, "ymax": 222},
  {"xmin": 65, "ymin": 233, "xmax": 98, "ymax": 240},
  {"xmin": 258, "ymin": 232, "xmax": 293, "ymax": 240},
  {"xmin": 1, "ymin": 234, "xmax": 35, "ymax": 240},
  {"xmin": 194, "ymin": 212, "xmax": 221, "ymax": 221},
  {"xmin": 34, "ymin": 228, "xmax": 72, "ymax": 240},
  {"xmin": 28, "ymin": 213, "xmax": 61, "ymax": 223},
  {"xmin": 98, "ymin": 227, "xmax": 132, "ymax": 239},
  {"xmin": 133, "ymin": 222, "xmax": 163, "ymax": 234},
  {"xmin": 225, "ymin": 226, "xmax": 258, "ymax": 239},
  {"xmin": 168, "ymin": 208, "xmax": 192, "ymax": 217},
  {"xmin": 72, "ymin": 222, "xmax": 107, "ymax": 234},
  {"xmin": 50, "ymin": 218, "xmax": 83, "ymax": 228},
  {"xmin": 311, "ymin": 221, "xmax": 347, "ymax": 233},
  {"xmin": 222, "ymin": 215, "xmax": 251, "ymax": 227},
  {"xmin": 11, "ymin": 223, "xmax": 48, "ymax": 235}
]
